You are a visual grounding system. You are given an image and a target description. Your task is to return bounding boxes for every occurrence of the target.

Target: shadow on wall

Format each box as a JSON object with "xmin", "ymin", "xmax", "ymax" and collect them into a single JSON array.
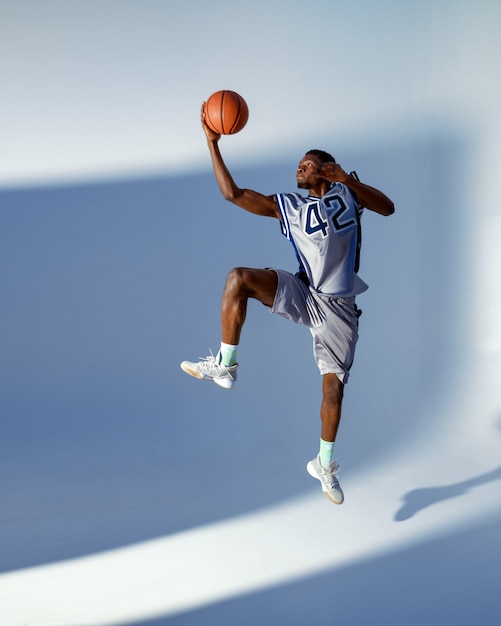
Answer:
[
  {"xmin": 394, "ymin": 464, "xmax": 501, "ymax": 521},
  {"xmin": 0, "ymin": 130, "xmax": 467, "ymax": 571}
]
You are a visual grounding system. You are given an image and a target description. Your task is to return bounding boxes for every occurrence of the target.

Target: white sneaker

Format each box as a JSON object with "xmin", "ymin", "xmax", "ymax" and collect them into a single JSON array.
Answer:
[
  {"xmin": 307, "ymin": 455, "xmax": 344, "ymax": 504},
  {"xmin": 180, "ymin": 352, "xmax": 238, "ymax": 390}
]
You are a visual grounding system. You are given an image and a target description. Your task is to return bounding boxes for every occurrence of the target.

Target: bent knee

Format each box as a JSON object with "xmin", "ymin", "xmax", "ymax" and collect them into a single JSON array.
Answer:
[
  {"xmin": 224, "ymin": 267, "xmax": 277, "ymax": 303},
  {"xmin": 225, "ymin": 267, "xmax": 250, "ymax": 291}
]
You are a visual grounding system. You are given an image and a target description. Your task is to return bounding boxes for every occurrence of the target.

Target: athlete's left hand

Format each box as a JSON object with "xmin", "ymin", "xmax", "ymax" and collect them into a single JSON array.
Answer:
[{"xmin": 319, "ymin": 162, "xmax": 349, "ymax": 183}]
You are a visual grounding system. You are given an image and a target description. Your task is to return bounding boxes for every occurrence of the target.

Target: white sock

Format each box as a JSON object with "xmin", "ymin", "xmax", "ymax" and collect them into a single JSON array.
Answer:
[{"xmin": 219, "ymin": 342, "xmax": 238, "ymax": 367}]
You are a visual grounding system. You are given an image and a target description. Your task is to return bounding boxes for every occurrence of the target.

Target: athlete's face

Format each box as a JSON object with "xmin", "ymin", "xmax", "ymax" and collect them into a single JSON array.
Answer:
[{"xmin": 296, "ymin": 154, "xmax": 324, "ymax": 189}]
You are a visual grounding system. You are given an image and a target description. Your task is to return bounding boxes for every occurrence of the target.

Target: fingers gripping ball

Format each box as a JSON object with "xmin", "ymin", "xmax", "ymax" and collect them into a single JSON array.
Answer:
[{"xmin": 204, "ymin": 90, "xmax": 249, "ymax": 135}]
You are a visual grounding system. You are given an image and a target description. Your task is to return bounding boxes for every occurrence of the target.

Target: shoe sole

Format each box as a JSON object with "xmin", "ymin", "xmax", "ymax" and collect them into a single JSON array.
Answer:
[
  {"xmin": 307, "ymin": 461, "xmax": 344, "ymax": 505},
  {"xmin": 180, "ymin": 362, "xmax": 235, "ymax": 390},
  {"xmin": 322, "ymin": 491, "xmax": 344, "ymax": 505}
]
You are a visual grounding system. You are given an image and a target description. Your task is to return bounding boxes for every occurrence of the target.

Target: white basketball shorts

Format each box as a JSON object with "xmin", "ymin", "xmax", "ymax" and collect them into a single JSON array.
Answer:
[{"xmin": 269, "ymin": 269, "xmax": 361, "ymax": 383}]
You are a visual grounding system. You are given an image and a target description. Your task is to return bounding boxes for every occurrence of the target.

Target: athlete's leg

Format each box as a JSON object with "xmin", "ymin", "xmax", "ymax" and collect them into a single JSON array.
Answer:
[
  {"xmin": 180, "ymin": 267, "xmax": 277, "ymax": 388},
  {"xmin": 320, "ymin": 373, "xmax": 344, "ymax": 442},
  {"xmin": 221, "ymin": 267, "xmax": 278, "ymax": 345},
  {"xmin": 307, "ymin": 373, "xmax": 345, "ymax": 504}
]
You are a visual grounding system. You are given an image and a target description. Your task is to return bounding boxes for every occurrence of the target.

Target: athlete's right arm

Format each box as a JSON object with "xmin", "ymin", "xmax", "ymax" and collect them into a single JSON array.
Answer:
[{"xmin": 201, "ymin": 107, "xmax": 279, "ymax": 219}]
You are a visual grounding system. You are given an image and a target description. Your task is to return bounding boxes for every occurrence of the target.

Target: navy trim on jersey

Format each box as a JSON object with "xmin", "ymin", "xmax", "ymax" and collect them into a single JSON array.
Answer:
[
  {"xmin": 348, "ymin": 172, "xmax": 363, "ymax": 273},
  {"xmin": 275, "ymin": 192, "xmax": 306, "ymax": 274}
]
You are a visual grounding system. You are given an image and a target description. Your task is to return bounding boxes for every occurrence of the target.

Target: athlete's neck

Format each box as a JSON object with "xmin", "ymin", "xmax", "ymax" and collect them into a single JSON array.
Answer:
[{"xmin": 307, "ymin": 181, "xmax": 332, "ymax": 198}]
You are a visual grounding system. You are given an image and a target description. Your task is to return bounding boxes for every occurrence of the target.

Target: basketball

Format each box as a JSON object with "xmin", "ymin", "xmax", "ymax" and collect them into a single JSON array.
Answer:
[{"xmin": 204, "ymin": 90, "xmax": 249, "ymax": 135}]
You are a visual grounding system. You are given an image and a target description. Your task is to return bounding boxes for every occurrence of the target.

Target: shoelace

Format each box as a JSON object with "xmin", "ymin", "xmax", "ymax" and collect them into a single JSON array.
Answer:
[
  {"xmin": 319, "ymin": 461, "xmax": 341, "ymax": 481},
  {"xmin": 198, "ymin": 351, "xmax": 228, "ymax": 375},
  {"xmin": 331, "ymin": 463, "xmax": 341, "ymax": 478}
]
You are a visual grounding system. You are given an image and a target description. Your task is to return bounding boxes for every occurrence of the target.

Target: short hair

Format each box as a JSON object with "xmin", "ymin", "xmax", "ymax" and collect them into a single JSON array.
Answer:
[{"xmin": 305, "ymin": 149, "xmax": 336, "ymax": 164}]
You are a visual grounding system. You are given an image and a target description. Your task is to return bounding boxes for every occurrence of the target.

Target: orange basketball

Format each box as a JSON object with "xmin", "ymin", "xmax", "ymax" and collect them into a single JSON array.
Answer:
[{"xmin": 204, "ymin": 90, "xmax": 249, "ymax": 135}]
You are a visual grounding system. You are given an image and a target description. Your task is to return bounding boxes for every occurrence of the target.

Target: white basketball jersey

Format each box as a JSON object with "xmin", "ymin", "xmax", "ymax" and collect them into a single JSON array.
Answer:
[{"xmin": 275, "ymin": 183, "xmax": 368, "ymax": 297}]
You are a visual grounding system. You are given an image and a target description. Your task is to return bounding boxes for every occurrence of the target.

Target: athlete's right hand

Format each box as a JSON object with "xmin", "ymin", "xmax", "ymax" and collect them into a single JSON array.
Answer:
[{"xmin": 201, "ymin": 103, "xmax": 220, "ymax": 142}]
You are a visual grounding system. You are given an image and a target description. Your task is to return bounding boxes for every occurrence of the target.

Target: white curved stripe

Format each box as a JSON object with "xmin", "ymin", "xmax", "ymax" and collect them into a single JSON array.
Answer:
[{"xmin": 1, "ymin": 383, "xmax": 499, "ymax": 626}]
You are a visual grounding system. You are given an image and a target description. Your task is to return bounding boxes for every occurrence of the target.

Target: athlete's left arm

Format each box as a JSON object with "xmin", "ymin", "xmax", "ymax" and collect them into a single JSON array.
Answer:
[{"xmin": 321, "ymin": 163, "xmax": 395, "ymax": 216}]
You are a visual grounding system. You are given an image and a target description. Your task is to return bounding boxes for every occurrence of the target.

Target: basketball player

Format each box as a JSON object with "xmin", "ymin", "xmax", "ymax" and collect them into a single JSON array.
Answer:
[{"xmin": 181, "ymin": 106, "xmax": 394, "ymax": 504}]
